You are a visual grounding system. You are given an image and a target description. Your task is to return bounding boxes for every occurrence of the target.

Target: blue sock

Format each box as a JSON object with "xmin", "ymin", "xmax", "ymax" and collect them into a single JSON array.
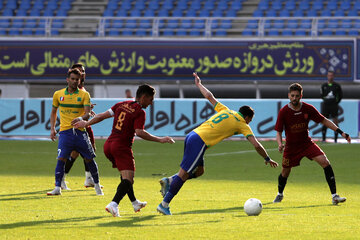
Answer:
[
  {"xmin": 164, "ymin": 175, "xmax": 184, "ymax": 204},
  {"xmin": 86, "ymin": 160, "xmax": 99, "ymax": 184},
  {"xmin": 55, "ymin": 160, "xmax": 65, "ymax": 187}
]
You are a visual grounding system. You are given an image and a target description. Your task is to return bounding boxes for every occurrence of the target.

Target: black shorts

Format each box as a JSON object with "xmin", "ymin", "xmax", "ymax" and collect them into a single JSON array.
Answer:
[{"xmin": 322, "ymin": 103, "xmax": 339, "ymax": 118}]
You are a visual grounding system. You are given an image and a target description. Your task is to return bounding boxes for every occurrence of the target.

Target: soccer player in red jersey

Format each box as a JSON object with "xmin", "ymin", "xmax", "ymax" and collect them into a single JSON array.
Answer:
[
  {"xmin": 273, "ymin": 83, "xmax": 351, "ymax": 205},
  {"xmin": 75, "ymin": 84, "xmax": 175, "ymax": 217}
]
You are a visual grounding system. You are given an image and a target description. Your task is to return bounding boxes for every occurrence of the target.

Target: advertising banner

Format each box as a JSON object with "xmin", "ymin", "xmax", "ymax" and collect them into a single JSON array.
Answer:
[
  {"xmin": 0, "ymin": 98, "xmax": 358, "ymax": 138},
  {"xmin": 0, "ymin": 40, "xmax": 354, "ymax": 81}
]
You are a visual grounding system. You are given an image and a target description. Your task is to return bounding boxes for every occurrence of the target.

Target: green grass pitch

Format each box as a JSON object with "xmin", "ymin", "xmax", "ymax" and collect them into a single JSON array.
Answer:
[{"xmin": 0, "ymin": 139, "xmax": 359, "ymax": 239}]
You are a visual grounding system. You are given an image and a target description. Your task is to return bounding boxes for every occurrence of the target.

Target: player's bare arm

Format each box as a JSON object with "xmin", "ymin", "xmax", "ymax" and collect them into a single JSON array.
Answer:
[
  {"xmin": 276, "ymin": 131, "xmax": 285, "ymax": 153},
  {"xmin": 193, "ymin": 72, "xmax": 217, "ymax": 106},
  {"xmin": 71, "ymin": 105, "xmax": 91, "ymax": 125},
  {"xmin": 247, "ymin": 135, "xmax": 279, "ymax": 168},
  {"xmin": 50, "ymin": 106, "xmax": 58, "ymax": 141},
  {"xmin": 74, "ymin": 110, "xmax": 112, "ymax": 128},
  {"xmin": 321, "ymin": 118, "xmax": 351, "ymax": 143},
  {"xmin": 135, "ymin": 129, "xmax": 175, "ymax": 144}
]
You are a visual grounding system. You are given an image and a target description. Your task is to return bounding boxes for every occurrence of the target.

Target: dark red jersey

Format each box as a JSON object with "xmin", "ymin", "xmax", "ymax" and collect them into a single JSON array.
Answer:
[
  {"xmin": 275, "ymin": 102, "xmax": 324, "ymax": 146},
  {"xmin": 107, "ymin": 100, "xmax": 145, "ymax": 147}
]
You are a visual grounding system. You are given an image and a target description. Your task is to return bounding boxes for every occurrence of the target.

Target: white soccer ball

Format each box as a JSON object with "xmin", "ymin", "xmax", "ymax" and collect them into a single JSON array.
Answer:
[{"xmin": 244, "ymin": 198, "xmax": 262, "ymax": 216}]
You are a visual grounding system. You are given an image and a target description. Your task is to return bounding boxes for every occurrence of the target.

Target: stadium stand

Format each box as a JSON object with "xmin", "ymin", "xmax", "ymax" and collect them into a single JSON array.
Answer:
[{"xmin": 1, "ymin": 0, "xmax": 360, "ymax": 99}]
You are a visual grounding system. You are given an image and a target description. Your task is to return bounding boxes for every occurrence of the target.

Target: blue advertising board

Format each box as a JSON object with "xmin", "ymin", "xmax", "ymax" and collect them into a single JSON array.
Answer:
[
  {"xmin": 0, "ymin": 98, "xmax": 358, "ymax": 138},
  {"xmin": 0, "ymin": 40, "xmax": 354, "ymax": 81}
]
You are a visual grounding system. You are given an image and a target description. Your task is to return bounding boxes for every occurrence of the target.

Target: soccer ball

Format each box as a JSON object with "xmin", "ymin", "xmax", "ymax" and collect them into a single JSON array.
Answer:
[{"xmin": 244, "ymin": 198, "xmax": 262, "ymax": 216}]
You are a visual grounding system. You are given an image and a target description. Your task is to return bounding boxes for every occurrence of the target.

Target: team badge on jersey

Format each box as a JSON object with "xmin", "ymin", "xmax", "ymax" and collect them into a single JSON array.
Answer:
[
  {"xmin": 60, "ymin": 96, "xmax": 64, "ymax": 101},
  {"xmin": 304, "ymin": 113, "xmax": 308, "ymax": 120},
  {"xmin": 77, "ymin": 97, "xmax": 82, "ymax": 101}
]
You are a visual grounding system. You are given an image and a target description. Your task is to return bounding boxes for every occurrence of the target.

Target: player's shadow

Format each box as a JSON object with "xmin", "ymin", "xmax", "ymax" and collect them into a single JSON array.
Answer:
[
  {"xmin": 0, "ymin": 189, "xmax": 89, "ymax": 202},
  {"xmin": 0, "ymin": 216, "xmax": 106, "ymax": 229},
  {"xmin": 98, "ymin": 215, "xmax": 157, "ymax": 227},
  {"xmin": 178, "ymin": 206, "xmax": 244, "ymax": 215}
]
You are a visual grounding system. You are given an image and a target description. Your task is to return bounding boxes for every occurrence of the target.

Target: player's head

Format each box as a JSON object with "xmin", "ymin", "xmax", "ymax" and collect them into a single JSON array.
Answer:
[
  {"xmin": 71, "ymin": 62, "xmax": 86, "ymax": 87},
  {"xmin": 136, "ymin": 84, "xmax": 155, "ymax": 109},
  {"xmin": 66, "ymin": 68, "xmax": 82, "ymax": 90},
  {"xmin": 288, "ymin": 83, "xmax": 303, "ymax": 107},
  {"xmin": 239, "ymin": 105, "xmax": 254, "ymax": 124},
  {"xmin": 327, "ymin": 70, "xmax": 335, "ymax": 83},
  {"xmin": 125, "ymin": 89, "xmax": 133, "ymax": 98}
]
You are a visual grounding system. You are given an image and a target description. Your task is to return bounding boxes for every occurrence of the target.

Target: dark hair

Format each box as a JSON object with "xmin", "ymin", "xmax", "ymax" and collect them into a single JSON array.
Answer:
[
  {"xmin": 239, "ymin": 105, "xmax": 254, "ymax": 118},
  {"xmin": 289, "ymin": 83, "xmax": 303, "ymax": 94},
  {"xmin": 136, "ymin": 84, "xmax": 155, "ymax": 98},
  {"xmin": 328, "ymin": 70, "xmax": 335, "ymax": 74},
  {"xmin": 71, "ymin": 63, "xmax": 85, "ymax": 82},
  {"xmin": 67, "ymin": 68, "xmax": 82, "ymax": 78}
]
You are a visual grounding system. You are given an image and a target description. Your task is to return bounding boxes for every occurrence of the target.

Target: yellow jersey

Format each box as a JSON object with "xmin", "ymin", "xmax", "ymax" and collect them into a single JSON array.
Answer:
[
  {"xmin": 194, "ymin": 102, "xmax": 254, "ymax": 148},
  {"xmin": 52, "ymin": 87, "xmax": 90, "ymax": 132}
]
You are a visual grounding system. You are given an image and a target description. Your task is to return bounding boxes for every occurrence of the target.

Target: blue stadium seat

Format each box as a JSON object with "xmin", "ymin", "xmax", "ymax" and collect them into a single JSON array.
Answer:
[
  {"xmin": 134, "ymin": 0, "xmax": 146, "ymax": 11},
  {"xmin": 279, "ymin": 9, "xmax": 290, "ymax": 17},
  {"xmin": 217, "ymin": 0, "xmax": 228, "ymax": 11},
  {"xmin": 253, "ymin": 9, "xmax": 263, "ymax": 17},
  {"xmin": 190, "ymin": 0, "xmax": 202, "ymax": 11},
  {"xmin": 247, "ymin": 20, "xmax": 258, "ymax": 29},
  {"xmin": 148, "ymin": 0, "xmax": 160, "ymax": 10},
  {"xmin": 5, "ymin": 0, "xmax": 17, "ymax": 9},
  {"xmin": 293, "ymin": 9, "xmax": 304, "ymax": 17},
  {"xmin": 108, "ymin": 29, "xmax": 120, "ymax": 36},
  {"xmin": 176, "ymin": 29, "xmax": 187, "ymax": 36},
  {"xmin": 19, "ymin": 0, "xmax": 31, "ymax": 10},
  {"xmin": 22, "ymin": 29, "xmax": 33, "ymax": 35},
  {"xmin": 0, "ymin": 29, "xmax": 6, "ymax": 36},
  {"xmin": 287, "ymin": 19, "xmax": 298, "ymax": 28},
  {"xmin": 189, "ymin": 30, "xmax": 202, "ymax": 36},
  {"xmin": 35, "ymin": 29, "xmax": 45, "ymax": 36},
  {"xmin": 298, "ymin": 0, "xmax": 310, "ymax": 10},
  {"xmin": 2, "ymin": 9, "xmax": 14, "ymax": 16},
  {"xmin": 348, "ymin": 29, "xmax": 359, "ymax": 36},
  {"xmin": 12, "ymin": 19, "xmax": 24, "ymax": 28},
  {"xmin": 265, "ymin": 9, "xmax": 276, "ymax": 17},
  {"xmin": 242, "ymin": 28, "xmax": 253, "ymax": 36},
  {"xmin": 321, "ymin": 29, "xmax": 333, "ymax": 36},
  {"xmin": 30, "ymin": 9, "xmax": 41, "ymax": 16},
  {"xmin": 59, "ymin": 1, "xmax": 72, "ymax": 10},
  {"xmin": 295, "ymin": 29, "xmax": 307, "ymax": 36},
  {"xmin": 258, "ymin": 0, "xmax": 269, "ymax": 11},
  {"xmin": 267, "ymin": 29, "xmax": 279, "ymax": 36},
  {"xmin": 307, "ymin": 9, "xmax": 317, "ymax": 17},
  {"xmin": 284, "ymin": 0, "xmax": 296, "ymax": 11},
  {"xmin": 112, "ymin": 19, "xmax": 123, "ymax": 28},
  {"xmin": 340, "ymin": 1, "xmax": 351, "ymax": 11},
  {"xmin": 326, "ymin": 1, "xmax": 337, "ymax": 11},
  {"xmin": 230, "ymin": 1, "xmax": 242, "ymax": 11},
  {"xmin": 215, "ymin": 29, "xmax": 227, "ymax": 36},
  {"xmin": 122, "ymin": 29, "xmax": 133, "ymax": 36},
  {"xmin": 282, "ymin": 29, "xmax": 293, "ymax": 36},
  {"xmin": 341, "ymin": 19, "xmax": 352, "ymax": 29},
  {"xmin": 103, "ymin": 9, "xmax": 114, "ymax": 17},
  {"xmin": 204, "ymin": 0, "xmax": 215, "ymax": 10},
  {"xmin": 162, "ymin": 29, "xmax": 174, "ymax": 36},
  {"xmin": 120, "ymin": 0, "xmax": 132, "ymax": 10},
  {"xmin": 335, "ymin": 29, "xmax": 346, "ymax": 36},
  {"xmin": 312, "ymin": 1, "xmax": 323, "ymax": 11},
  {"xmin": 163, "ymin": 0, "xmax": 174, "ymax": 10},
  {"xmin": 355, "ymin": 0, "xmax": 360, "ymax": 10},
  {"xmin": 176, "ymin": 0, "xmax": 187, "ymax": 10},
  {"xmin": 271, "ymin": 0, "xmax": 282, "ymax": 11},
  {"xmin": 9, "ymin": 29, "xmax": 20, "ymax": 36},
  {"xmin": 135, "ymin": 29, "xmax": 147, "ymax": 36},
  {"xmin": 24, "ymin": 20, "xmax": 36, "ymax": 28},
  {"xmin": 273, "ymin": 20, "xmax": 284, "ymax": 28}
]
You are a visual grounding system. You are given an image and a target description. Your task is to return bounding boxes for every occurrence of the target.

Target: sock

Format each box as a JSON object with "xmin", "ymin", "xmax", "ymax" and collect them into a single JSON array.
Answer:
[
  {"xmin": 168, "ymin": 174, "xmax": 177, "ymax": 184},
  {"xmin": 86, "ymin": 160, "xmax": 99, "ymax": 184},
  {"xmin": 112, "ymin": 179, "xmax": 132, "ymax": 204},
  {"xmin": 334, "ymin": 132, "xmax": 338, "ymax": 143},
  {"xmin": 187, "ymin": 167, "xmax": 198, "ymax": 180},
  {"xmin": 64, "ymin": 157, "xmax": 76, "ymax": 174},
  {"xmin": 324, "ymin": 165, "xmax": 336, "ymax": 194},
  {"xmin": 321, "ymin": 126, "xmax": 327, "ymax": 141},
  {"xmin": 278, "ymin": 174, "xmax": 288, "ymax": 194},
  {"xmin": 85, "ymin": 171, "xmax": 92, "ymax": 178},
  {"xmin": 55, "ymin": 160, "xmax": 65, "ymax": 187},
  {"xmin": 163, "ymin": 175, "xmax": 184, "ymax": 204},
  {"xmin": 127, "ymin": 184, "xmax": 136, "ymax": 202},
  {"xmin": 83, "ymin": 159, "xmax": 89, "ymax": 171}
]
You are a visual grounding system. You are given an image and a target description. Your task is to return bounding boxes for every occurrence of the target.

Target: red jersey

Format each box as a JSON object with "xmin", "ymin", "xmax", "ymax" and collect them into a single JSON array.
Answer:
[
  {"xmin": 275, "ymin": 102, "xmax": 324, "ymax": 146},
  {"xmin": 107, "ymin": 100, "xmax": 145, "ymax": 147}
]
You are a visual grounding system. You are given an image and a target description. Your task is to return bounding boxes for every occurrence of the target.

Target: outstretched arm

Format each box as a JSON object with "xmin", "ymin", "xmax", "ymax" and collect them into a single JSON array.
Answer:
[
  {"xmin": 73, "ymin": 110, "xmax": 112, "ymax": 128},
  {"xmin": 247, "ymin": 135, "xmax": 278, "ymax": 168},
  {"xmin": 135, "ymin": 129, "xmax": 175, "ymax": 144},
  {"xmin": 193, "ymin": 72, "xmax": 217, "ymax": 106}
]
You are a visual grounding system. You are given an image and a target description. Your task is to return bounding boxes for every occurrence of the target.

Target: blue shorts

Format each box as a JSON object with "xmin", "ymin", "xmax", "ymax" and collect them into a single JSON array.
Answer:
[
  {"xmin": 180, "ymin": 131, "xmax": 207, "ymax": 173},
  {"xmin": 57, "ymin": 128, "xmax": 96, "ymax": 160}
]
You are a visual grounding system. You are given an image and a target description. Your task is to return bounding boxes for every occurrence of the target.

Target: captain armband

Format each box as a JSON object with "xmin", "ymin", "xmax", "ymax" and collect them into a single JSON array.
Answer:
[
  {"xmin": 335, "ymin": 128, "xmax": 343, "ymax": 135},
  {"xmin": 264, "ymin": 156, "xmax": 271, "ymax": 162}
]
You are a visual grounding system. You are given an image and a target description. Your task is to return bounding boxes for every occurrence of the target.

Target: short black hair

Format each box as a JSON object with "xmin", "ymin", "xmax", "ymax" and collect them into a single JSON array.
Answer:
[
  {"xmin": 239, "ymin": 105, "xmax": 254, "ymax": 118},
  {"xmin": 289, "ymin": 83, "xmax": 303, "ymax": 94},
  {"xmin": 67, "ymin": 68, "xmax": 82, "ymax": 78},
  {"xmin": 136, "ymin": 84, "xmax": 155, "ymax": 98},
  {"xmin": 328, "ymin": 70, "xmax": 335, "ymax": 74}
]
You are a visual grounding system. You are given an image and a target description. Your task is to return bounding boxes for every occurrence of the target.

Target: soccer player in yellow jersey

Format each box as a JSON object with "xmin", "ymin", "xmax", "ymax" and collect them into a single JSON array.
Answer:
[
  {"xmin": 47, "ymin": 68, "xmax": 103, "ymax": 196},
  {"xmin": 157, "ymin": 73, "xmax": 279, "ymax": 215}
]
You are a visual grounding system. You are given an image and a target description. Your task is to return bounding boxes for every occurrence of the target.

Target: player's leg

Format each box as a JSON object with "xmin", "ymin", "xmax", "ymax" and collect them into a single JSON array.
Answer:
[
  {"xmin": 76, "ymin": 129, "xmax": 103, "ymax": 195},
  {"xmin": 118, "ymin": 175, "xmax": 147, "ymax": 212},
  {"xmin": 273, "ymin": 167, "xmax": 291, "ymax": 203},
  {"xmin": 84, "ymin": 126, "xmax": 96, "ymax": 186},
  {"xmin": 158, "ymin": 131, "xmax": 206, "ymax": 215},
  {"xmin": 47, "ymin": 130, "xmax": 73, "ymax": 195},
  {"xmin": 61, "ymin": 151, "xmax": 79, "ymax": 190},
  {"xmin": 313, "ymin": 154, "xmax": 346, "ymax": 205},
  {"xmin": 106, "ymin": 170, "xmax": 134, "ymax": 217}
]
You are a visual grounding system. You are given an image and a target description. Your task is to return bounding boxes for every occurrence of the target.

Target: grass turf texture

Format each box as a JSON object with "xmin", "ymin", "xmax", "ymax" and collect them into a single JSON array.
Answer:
[{"xmin": 0, "ymin": 139, "xmax": 359, "ymax": 240}]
